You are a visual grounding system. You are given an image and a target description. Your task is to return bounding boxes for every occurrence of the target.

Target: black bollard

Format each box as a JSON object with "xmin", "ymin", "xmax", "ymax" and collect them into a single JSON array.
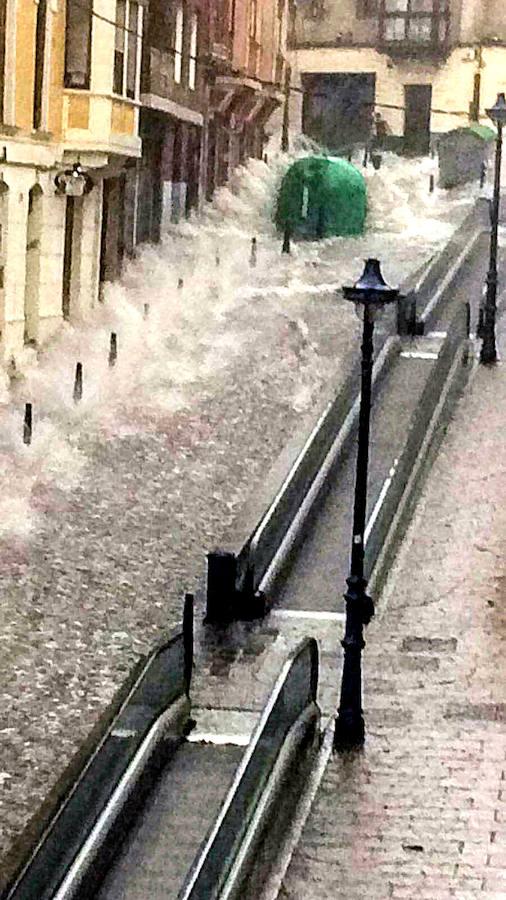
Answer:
[
  {"xmin": 183, "ymin": 593, "xmax": 194, "ymax": 696},
  {"xmin": 263, "ymin": 153, "xmax": 268, "ymax": 165},
  {"xmin": 429, "ymin": 174, "xmax": 435, "ymax": 193},
  {"xmin": 73, "ymin": 362, "xmax": 83, "ymax": 403},
  {"xmin": 282, "ymin": 227, "xmax": 291, "ymax": 255},
  {"xmin": 363, "ymin": 146, "xmax": 368, "ymax": 168},
  {"xmin": 143, "ymin": 303, "xmax": 150, "ymax": 319},
  {"xmin": 109, "ymin": 332, "xmax": 117, "ymax": 368},
  {"xmin": 215, "ymin": 250, "xmax": 220, "ymax": 267},
  {"xmin": 23, "ymin": 403, "xmax": 32, "ymax": 445},
  {"xmin": 178, "ymin": 277, "xmax": 184, "ymax": 290},
  {"xmin": 480, "ymin": 161, "xmax": 486, "ymax": 188},
  {"xmin": 250, "ymin": 237, "xmax": 257, "ymax": 267}
]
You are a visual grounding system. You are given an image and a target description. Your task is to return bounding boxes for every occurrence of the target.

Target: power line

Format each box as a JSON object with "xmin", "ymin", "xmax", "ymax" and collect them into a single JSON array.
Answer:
[{"xmin": 70, "ymin": 0, "xmax": 480, "ymax": 121}]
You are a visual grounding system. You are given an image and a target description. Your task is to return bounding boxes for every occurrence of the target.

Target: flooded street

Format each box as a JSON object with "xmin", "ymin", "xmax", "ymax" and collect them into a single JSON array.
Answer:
[{"xmin": 0, "ymin": 145, "xmax": 483, "ymax": 861}]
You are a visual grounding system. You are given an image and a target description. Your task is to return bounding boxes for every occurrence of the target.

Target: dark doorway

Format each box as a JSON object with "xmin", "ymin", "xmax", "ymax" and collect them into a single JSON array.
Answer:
[
  {"xmin": 404, "ymin": 84, "xmax": 432, "ymax": 156},
  {"xmin": 301, "ymin": 73, "xmax": 376, "ymax": 152}
]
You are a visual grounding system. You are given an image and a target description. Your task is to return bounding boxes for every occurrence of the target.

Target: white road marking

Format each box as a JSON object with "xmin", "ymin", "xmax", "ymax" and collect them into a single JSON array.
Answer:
[
  {"xmin": 187, "ymin": 732, "xmax": 250, "ymax": 746},
  {"xmin": 364, "ymin": 458, "xmax": 399, "ymax": 546},
  {"xmin": 400, "ymin": 350, "xmax": 439, "ymax": 360},
  {"xmin": 426, "ymin": 330, "xmax": 448, "ymax": 338},
  {"xmin": 270, "ymin": 609, "xmax": 346, "ymax": 623}
]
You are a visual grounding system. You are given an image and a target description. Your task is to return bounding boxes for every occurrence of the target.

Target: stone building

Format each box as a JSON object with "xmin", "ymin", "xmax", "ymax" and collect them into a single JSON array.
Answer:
[
  {"xmin": 207, "ymin": 0, "xmax": 290, "ymax": 196},
  {"xmin": 291, "ymin": 0, "xmax": 506, "ymax": 154}
]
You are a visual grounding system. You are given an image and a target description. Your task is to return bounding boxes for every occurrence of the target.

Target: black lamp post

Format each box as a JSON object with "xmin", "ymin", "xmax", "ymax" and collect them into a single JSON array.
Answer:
[
  {"xmin": 334, "ymin": 259, "xmax": 400, "ymax": 751},
  {"xmin": 481, "ymin": 92, "xmax": 506, "ymax": 365}
]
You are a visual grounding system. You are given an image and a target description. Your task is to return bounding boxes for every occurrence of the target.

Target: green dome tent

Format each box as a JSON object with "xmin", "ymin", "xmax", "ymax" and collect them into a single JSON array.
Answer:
[{"xmin": 275, "ymin": 156, "xmax": 367, "ymax": 239}]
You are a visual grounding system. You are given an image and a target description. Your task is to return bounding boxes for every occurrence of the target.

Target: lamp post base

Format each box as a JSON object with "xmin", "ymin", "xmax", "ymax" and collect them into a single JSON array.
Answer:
[{"xmin": 334, "ymin": 710, "xmax": 366, "ymax": 751}]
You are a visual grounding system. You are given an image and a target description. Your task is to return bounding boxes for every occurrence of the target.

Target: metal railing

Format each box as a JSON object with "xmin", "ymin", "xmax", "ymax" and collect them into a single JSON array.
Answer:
[{"xmin": 179, "ymin": 637, "xmax": 319, "ymax": 900}]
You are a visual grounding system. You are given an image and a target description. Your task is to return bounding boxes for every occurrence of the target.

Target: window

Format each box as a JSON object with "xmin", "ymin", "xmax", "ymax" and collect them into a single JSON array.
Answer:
[
  {"xmin": 174, "ymin": 4, "xmax": 183, "ymax": 84},
  {"xmin": 380, "ymin": 0, "xmax": 449, "ymax": 46},
  {"xmin": 65, "ymin": 0, "xmax": 93, "ymax": 89},
  {"xmin": 113, "ymin": 0, "xmax": 140, "ymax": 99},
  {"xmin": 249, "ymin": 0, "xmax": 258, "ymax": 39},
  {"xmin": 33, "ymin": 0, "xmax": 48, "ymax": 129},
  {"xmin": 188, "ymin": 12, "xmax": 198, "ymax": 90}
]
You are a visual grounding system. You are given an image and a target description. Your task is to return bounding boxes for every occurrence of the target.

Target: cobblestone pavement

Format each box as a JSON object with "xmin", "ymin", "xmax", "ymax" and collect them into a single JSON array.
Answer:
[{"xmin": 280, "ymin": 325, "xmax": 506, "ymax": 897}]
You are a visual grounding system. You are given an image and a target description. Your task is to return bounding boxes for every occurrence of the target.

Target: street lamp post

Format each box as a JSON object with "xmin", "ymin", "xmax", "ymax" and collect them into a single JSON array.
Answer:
[
  {"xmin": 481, "ymin": 92, "xmax": 506, "ymax": 365},
  {"xmin": 334, "ymin": 259, "xmax": 400, "ymax": 751}
]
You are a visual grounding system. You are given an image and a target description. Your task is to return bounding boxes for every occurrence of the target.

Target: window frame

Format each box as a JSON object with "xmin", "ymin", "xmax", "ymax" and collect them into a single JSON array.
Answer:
[
  {"xmin": 113, "ymin": 0, "xmax": 141, "ymax": 100},
  {"xmin": 379, "ymin": 0, "xmax": 449, "ymax": 48},
  {"xmin": 174, "ymin": 3, "xmax": 184, "ymax": 85}
]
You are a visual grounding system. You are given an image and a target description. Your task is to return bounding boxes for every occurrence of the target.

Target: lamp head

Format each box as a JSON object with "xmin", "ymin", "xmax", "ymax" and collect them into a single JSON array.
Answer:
[
  {"xmin": 343, "ymin": 258, "xmax": 400, "ymax": 318},
  {"xmin": 486, "ymin": 92, "xmax": 506, "ymax": 127}
]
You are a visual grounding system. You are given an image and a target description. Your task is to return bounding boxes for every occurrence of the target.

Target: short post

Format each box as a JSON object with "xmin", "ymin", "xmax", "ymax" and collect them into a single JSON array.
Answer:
[
  {"xmin": 282, "ymin": 227, "xmax": 291, "ymax": 255},
  {"xmin": 263, "ymin": 153, "xmax": 268, "ymax": 165},
  {"xmin": 23, "ymin": 403, "xmax": 32, "ymax": 446},
  {"xmin": 429, "ymin": 174, "xmax": 435, "ymax": 193},
  {"xmin": 363, "ymin": 146, "xmax": 368, "ymax": 168},
  {"xmin": 183, "ymin": 593, "xmax": 194, "ymax": 697},
  {"xmin": 143, "ymin": 303, "xmax": 150, "ymax": 319},
  {"xmin": 108, "ymin": 332, "xmax": 117, "ymax": 368},
  {"xmin": 480, "ymin": 161, "xmax": 486, "ymax": 188},
  {"xmin": 215, "ymin": 250, "xmax": 220, "ymax": 267},
  {"xmin": 73, "ymin": 362, "xmax": 83, "ymax": 403},
  {"xmin": 178, "ymin": 277, "xmax": 184, "ymax": 290},
  {"xmin": 250, "ymin": 237, "xmax": 257, "ymax": 267}
]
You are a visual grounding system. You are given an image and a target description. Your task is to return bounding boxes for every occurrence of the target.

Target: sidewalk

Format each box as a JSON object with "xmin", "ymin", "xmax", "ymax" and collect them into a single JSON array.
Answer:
[{"xmin": 280, "ymin": 324, "xmax": 506, "ymax": 899}]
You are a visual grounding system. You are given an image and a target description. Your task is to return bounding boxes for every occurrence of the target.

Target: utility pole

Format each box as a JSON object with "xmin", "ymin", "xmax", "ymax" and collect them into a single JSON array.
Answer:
[{"xmin": 281, "ymin": 64, "xmax": 291, "ymax": 153}]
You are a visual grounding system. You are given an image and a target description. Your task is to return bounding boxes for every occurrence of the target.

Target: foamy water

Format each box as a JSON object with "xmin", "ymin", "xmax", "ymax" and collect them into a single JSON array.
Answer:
[{"xmin": 0, "ymin": 139, "xmax": 483, "ymax": 540}]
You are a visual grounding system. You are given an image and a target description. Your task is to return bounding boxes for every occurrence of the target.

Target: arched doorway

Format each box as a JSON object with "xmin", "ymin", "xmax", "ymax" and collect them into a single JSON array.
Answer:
[{"xmin": 24, "ymin": 184, "xmax": 43, "ymax": 345}]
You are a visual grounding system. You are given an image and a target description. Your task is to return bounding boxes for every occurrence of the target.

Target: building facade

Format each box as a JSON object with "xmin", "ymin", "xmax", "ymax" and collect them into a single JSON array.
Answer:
[
  {"xmin": 291, "ymin": 0, "xmax": 506, "ymax": 154},
  {"xmin": 0, "ymin": 0, "xmax": 291, "ymax": 363},
  {"xmin": 207, "ymin": 0, "xmax": 289, "ymax": 196}
]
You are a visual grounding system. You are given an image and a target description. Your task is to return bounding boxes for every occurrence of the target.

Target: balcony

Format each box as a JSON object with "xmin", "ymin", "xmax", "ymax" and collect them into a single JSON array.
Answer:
[
  {"xmin": 378, "ymin": 0, "xmax": 450, "ymax": 57},
  {"xmin": 63, "ymin": 91, "xmax": 141, "ymax": 159}
]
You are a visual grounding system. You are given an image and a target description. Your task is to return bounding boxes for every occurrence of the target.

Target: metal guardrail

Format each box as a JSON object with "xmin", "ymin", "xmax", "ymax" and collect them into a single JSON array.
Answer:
[
  {"xmin": 206, "ymin": 201, "xmax": 487, "ymax": 623},
  {"xmin": 178, "ymin": 637, "xmax": 319, "ymax": 900},
  {"xmin": 2, "ymin": 595, "xmax": 194, "ymax": 900},
  {"xmin": 366, "ymin": 302, "xmax": 472, "ymax": 592},
  {"xmin": 364, "ymin": 304, "xmax": 469, "ymax": 579}
]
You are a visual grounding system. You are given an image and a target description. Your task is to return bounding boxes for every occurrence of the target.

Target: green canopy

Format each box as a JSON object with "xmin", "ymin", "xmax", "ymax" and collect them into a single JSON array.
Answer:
[{"xmin": 275, "ymin": 156, "xmax": 367, "ymax": 240}]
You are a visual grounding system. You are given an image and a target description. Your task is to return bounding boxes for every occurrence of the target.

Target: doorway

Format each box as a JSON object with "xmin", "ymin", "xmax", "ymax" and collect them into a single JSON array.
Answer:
[
  {"xmin": 404, "ymin": 84, "xmax": 432, "ymax": 156},
  {"xmin": 301, "ymin": 73, "xmax": 376, "ymax": 152}
]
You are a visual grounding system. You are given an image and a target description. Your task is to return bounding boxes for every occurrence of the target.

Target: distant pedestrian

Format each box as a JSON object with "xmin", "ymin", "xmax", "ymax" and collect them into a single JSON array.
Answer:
[{"xmin": 371, "ymin": 112, "xmax": 390, "ymax": 152}]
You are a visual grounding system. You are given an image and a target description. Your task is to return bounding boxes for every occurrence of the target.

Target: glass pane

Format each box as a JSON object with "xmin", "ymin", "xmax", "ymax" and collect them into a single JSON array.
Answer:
[
  {"xmin": 384, "ymin": 16, "xmax": 406, "ymax": 39},
  {"xmin": 188, "ymin": 13, "xmax": 198, "ymax": 90},
  {"xmin": 409, "ymin": 15, "xmax": 432, "ymax": 41},
  {"xmin": 115, "ymin": 0, "xmax": 126, "ymax": 51},
  {"xmin": 410, "ymin": 0, "xmax": 433, "ymax": 11},
  {"xmin": 174, "ymin": 4, "xmax": 183, "ymax": 83},
  {"xmin": 384, "ymin": 0, "xmax": 408, "ymax": 12},
  {"xmin": 127, "ymin": 1, "xmax": 138, "ymax": 98}
]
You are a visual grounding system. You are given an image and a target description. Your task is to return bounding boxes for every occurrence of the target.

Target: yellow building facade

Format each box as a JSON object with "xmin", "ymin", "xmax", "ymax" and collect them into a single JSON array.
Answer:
[{"xmin": 0, "ymin": 0, "xmax": 143, "ymax": 362}]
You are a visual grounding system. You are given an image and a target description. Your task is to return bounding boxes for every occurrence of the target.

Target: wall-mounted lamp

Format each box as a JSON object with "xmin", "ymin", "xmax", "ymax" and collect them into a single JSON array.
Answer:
[{"xmin": 54, "ymin": 162, "xmax": 94, "ymax": 197}]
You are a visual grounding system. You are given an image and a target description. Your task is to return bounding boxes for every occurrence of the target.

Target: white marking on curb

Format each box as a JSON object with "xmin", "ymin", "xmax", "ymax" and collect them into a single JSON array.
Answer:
[
  {"xmin": 400, "ymin": 350, "xmax": 439, "ymax": 360},
  {"xmin": 364, "ymin": 458, "xmax": 400, "ymax": 546},
  {"xmin": 187, "ymin": 733, "xmax": 250, "ymax": 747},
  {"xmin": 426, "ymin": 330, "xmax": 448, "ymax": 339},
  {"xmin": 111, "ymin": 729, "xmax": 138, "ymax": 739},
  {"xmin": 270, "ymin": 609, "xmax": 346, "ymax": 623}
]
